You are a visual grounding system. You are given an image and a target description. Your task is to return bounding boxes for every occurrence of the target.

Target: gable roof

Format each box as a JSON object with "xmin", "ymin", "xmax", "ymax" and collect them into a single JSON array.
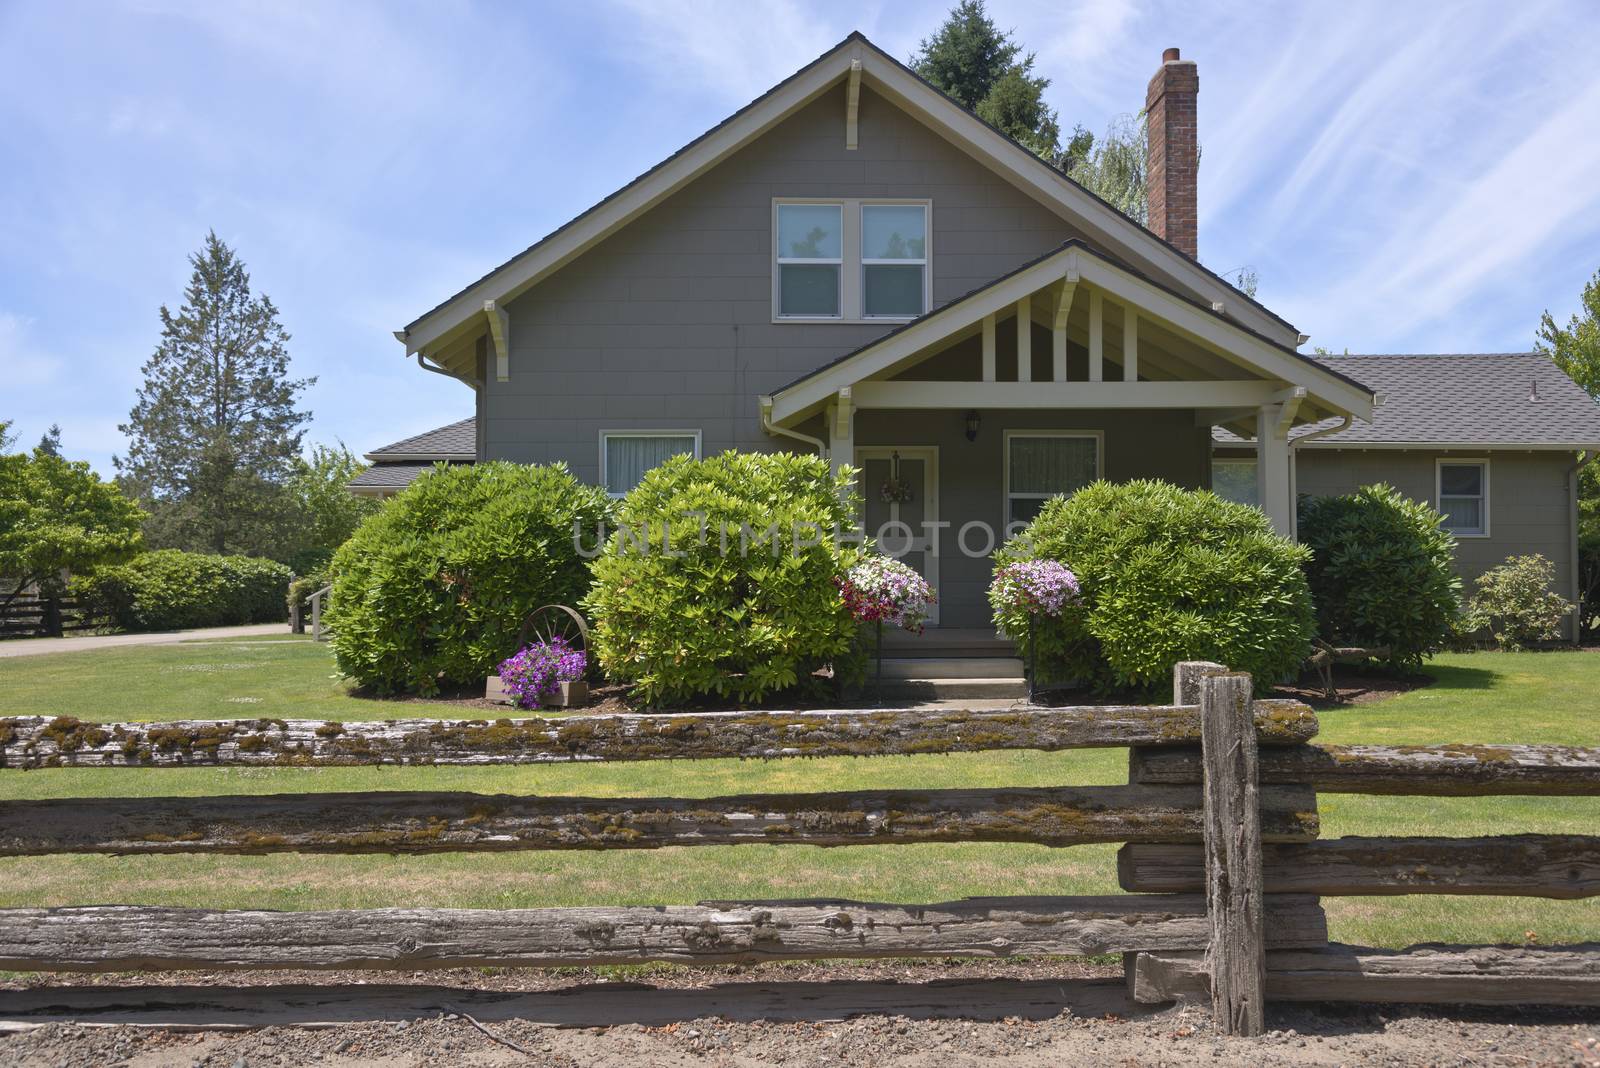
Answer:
[
  {"xmin": 396, "ymin": 31, "xmax": 1297, "ymax": 362},
  {"xmin": 766, "ymin": 238, "xmax": 1373, "ymax": 426},
  {"xmin": 1213, "ymin": 354, "xmax": 1600, "ymax": 449},
  {"xmin": 363, "ymin": 416, "xmax": 476, "ymax": 461}
]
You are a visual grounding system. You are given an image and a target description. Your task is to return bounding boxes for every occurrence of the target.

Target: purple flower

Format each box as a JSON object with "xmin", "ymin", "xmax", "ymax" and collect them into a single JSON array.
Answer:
[
  {"xmin": 498, "ymin": 636, "xmax": 587, "ymax": 710},
  {"xmin": 988, "ymin": 560, "xmax": 1080, "ymax": 618}
]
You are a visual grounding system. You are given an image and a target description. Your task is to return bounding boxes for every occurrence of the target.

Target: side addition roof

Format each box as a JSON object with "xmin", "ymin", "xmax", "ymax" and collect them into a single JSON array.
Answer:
[
  {"xmin": 363, "ymin": 417, "xmax": 476, "ymax": 462},
  {"xmin": 1214, "ymin": 354, "xmax": 1600, "ymax": 449}
]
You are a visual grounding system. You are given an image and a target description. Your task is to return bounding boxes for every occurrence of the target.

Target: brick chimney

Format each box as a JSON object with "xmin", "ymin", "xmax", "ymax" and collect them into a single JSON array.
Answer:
[{"xmin": 1145, "ymin": 46, "xmax": 1199, "ymax": 258}]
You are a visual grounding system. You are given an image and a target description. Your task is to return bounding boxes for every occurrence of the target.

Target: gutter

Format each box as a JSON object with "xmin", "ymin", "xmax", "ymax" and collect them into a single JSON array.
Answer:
[
  {"xmin": 416, "ymin": 352, "xmax": 482, "ymax": 392},
  {"xmin": 759, "ymin": 396, "xmax": 826, "ymax": 457}
]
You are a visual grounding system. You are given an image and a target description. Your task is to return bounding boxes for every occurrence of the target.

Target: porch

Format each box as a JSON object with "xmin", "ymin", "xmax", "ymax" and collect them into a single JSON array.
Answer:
[{"xmin": 762, "ymin": 241, "xmax": 1375, "ymax": 630}]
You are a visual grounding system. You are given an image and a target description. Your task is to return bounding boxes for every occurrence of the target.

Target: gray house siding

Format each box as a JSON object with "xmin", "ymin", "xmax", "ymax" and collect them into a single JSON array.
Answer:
[
  {"xmin": 483, "ymin": 84, "xmax": 1084, "ymax": 482},
  {"xmin": 856, "ymin": 408, "xmax": 1211, "ymax": 628},
  {"xmin": 1293, "ymin": 448, "xmax": 1580, "ymax": 639}
]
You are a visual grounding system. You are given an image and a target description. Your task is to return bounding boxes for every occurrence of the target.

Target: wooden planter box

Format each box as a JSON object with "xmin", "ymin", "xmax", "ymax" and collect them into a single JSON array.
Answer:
[{"xmin": 485, "ymin": 676, "xmax": 589, "ymax": 709}]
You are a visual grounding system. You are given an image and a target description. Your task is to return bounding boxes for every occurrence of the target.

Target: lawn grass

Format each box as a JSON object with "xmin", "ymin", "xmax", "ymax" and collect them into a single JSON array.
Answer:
[{"xmin": 0, "ymin": 646, "xmax": 1596, "ymax": 948}]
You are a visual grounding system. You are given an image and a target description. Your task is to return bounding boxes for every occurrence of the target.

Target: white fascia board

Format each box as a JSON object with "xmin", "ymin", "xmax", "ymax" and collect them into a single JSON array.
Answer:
[
  {"xmin": 401, "ymin": 51, "xmax": 852, "ymax": 356},
  {"xmin": 853, "ymin": 380, "xmax": 1280, "ymax": 409}
]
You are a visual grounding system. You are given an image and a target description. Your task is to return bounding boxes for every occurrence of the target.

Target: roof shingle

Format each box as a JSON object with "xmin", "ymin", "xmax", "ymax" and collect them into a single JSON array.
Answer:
[
  {"xmin": 364, "ymin": 417, "xmax": 476, "ymax": 460},
  {"xmin": 1215, "ymin": 354, "xmax": 1600, "ymax": 448}
]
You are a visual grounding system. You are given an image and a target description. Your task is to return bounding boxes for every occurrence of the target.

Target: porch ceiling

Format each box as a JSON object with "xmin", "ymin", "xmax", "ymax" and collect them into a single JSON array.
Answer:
[{"xmin": 764, "ymin": 240, "xmax": 1375, "ymax": 434}]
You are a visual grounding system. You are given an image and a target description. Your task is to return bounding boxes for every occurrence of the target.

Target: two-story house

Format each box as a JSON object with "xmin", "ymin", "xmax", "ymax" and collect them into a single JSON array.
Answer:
[{"xmin": 356, "ymin": 33, "xmax": 1600, "ymax": 637}]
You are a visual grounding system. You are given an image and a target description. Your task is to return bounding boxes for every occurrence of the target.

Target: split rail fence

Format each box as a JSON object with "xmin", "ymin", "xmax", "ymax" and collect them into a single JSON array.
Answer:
[{"xmin": 0, "ymin": 660, "xmax": 1596, "ymax": 1035}]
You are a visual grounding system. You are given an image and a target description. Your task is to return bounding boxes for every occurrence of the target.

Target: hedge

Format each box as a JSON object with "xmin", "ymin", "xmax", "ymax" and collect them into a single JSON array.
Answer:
[{"xmin": 74, "ymin": 550, "xmax": 291, "ymax": 632}]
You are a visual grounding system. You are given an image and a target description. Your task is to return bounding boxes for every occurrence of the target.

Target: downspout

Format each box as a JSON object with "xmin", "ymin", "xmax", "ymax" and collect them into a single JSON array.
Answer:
[
  {"xmin": 759, "ymin": 396, "xmax": 826, "ymax": 457},
  {"xmin": 1567, "ymin": 449, "xmax": 1597, "ymax": 644},
  {"xmin": 1285, "ymin": 414, "xmax": 1353, "ymax": 541}
]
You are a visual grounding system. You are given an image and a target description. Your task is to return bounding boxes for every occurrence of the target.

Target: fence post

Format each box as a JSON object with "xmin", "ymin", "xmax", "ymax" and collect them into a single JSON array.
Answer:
[
  {"xmin": 1173, "ymin": 660, "xmax": 1226, "ymax": 706},
  {"xmin": 1200, "ymin": 670, "xmax": 1266, "ymax": 1036}
]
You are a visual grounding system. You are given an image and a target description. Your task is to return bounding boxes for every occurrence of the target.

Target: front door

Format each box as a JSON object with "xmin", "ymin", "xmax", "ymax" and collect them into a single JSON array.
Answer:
[{"xmin": 855, "ymin": 446, "xmax": 940, "ymax": 626}]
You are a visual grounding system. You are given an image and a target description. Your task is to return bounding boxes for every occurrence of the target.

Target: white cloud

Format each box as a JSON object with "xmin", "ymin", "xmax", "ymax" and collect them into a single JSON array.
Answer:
[{"xmin": 599, "ymin": 0, "xmax": 843, "ymax": 102}]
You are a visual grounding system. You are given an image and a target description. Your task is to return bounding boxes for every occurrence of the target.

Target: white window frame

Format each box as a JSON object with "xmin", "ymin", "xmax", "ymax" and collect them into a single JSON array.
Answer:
[
  {"xmin": 1211, "ymin": 457, "xmax": 1259, "ymax": 507},
  {"xmin": 772, "ymin": 198, "xmax": 931, "ymax": 323},
  {"xmin": 1436, "ymin": 457, "xmax": 1490, "ymax": 538},
  {"xmin": 599, "ymin": 429, "xmax": 702, "ymax": 498},
  {"xmin": 1002, "ymin": 430, "xmax": 1105, "ymax": 530}
]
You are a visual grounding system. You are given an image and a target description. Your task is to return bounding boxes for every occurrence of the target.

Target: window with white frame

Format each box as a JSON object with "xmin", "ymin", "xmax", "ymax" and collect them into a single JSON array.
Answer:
[
  {"xmin": 1212, "ymin": 458, "xmax": 1259, "ymax": 507},
  {"xmin": 1437, "ymin": 460, "xmax": 1488, "ymax": 536},
  {"xmin": 601, "ymin": 431, "xmax": 700, "ymax": 497},
  {"xmin": 775, "ymin": 203, "xmax": 842, "ymax": 318},
  {"xmin": 774, "ymin": 200, "xmax": 928, "ymax": 320},
  {"xmin": 1004, "ymin": 432, "xmax": 1102, "ymax": 526},
  {"xmin": 860, "ymin": 204, "xmax": 927, "ymax": 317}
]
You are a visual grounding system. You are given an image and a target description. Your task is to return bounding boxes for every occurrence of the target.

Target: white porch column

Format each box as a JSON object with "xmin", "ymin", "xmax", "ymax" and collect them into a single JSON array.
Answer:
[
  {"xmin": 1256, "ymin": 404, "xmax": 1292, "ymax": 536},
  {"xmin": 827, "ymin": 389, "xmax": 854, "ymax": 481}
]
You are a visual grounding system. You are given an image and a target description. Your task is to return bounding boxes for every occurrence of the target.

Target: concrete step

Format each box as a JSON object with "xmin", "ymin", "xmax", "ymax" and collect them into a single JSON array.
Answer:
[
  {"xmin": 874, "ymin": 677, "xmax": 1029, "ymax": 700},
  {"xmin": 876, "ymin": 656, "xmax": 1024, "ymax": 680}
]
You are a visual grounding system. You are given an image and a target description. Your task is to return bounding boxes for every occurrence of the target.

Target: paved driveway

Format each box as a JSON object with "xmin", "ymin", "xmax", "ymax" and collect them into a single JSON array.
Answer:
[{"xmin": 0, "ymin": 623, "xmax": 290, "ymax": 658}]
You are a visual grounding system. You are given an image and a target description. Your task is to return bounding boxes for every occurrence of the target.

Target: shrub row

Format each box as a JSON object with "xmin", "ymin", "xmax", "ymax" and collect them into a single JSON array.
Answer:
[
  {"xmin": 323, "ymin": 455, "xmax": 1558, "ymax": 703},
  {"xmin": 75, "ymin": 549, "xmax": 292, "ymax": 631}
]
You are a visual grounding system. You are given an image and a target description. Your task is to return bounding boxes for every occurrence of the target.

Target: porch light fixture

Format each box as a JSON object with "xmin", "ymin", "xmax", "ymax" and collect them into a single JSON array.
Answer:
[{"xmin": 965, "ymin": 410, "xmax": 981, "ymax": 442}]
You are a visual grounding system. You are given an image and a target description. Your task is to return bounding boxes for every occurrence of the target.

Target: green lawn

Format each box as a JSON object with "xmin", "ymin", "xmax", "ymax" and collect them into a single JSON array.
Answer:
[{"xmin": 0, "ymin": 644, "xmax": 1596, "ymax": 949}]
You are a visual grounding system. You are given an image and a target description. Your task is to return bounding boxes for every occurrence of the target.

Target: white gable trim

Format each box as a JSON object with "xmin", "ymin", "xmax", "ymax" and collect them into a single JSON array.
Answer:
[
  {"xmin": 397, "ymin": 34, "xmax": 1297, "ymax": 359},
  {"xmin": 765, "ymin": 243, "xmax": 1373, "ymax": 426}
]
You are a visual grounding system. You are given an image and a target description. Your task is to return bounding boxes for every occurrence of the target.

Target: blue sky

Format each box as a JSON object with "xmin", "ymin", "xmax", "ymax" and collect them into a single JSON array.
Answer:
[{"xmin": 3, "ymin": 0, "xmax": 1598, "ymax": 475}]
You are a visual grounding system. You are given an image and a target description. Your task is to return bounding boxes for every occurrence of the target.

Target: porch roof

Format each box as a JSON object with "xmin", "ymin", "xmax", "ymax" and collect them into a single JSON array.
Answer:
[{"xmin": 763, "ymin": 239, "xmax": 1376, "ymax": 431}]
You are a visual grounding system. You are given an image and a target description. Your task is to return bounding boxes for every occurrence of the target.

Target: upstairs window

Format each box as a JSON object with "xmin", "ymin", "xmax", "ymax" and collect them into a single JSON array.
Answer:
[
  {"xmin": 1437, "ymin": 460, "xmax": 1488, "ymax": 536},
  {"xmin": 861, "ymin": 204, "xmax": 927, "ymax": 317},
  {"xmin": 776, "ymin": 203, "xmax": 842, "ymax": 317},
  {"xmin": 774, "ymin": 200, "xmax": 929, "ymax": 321}
]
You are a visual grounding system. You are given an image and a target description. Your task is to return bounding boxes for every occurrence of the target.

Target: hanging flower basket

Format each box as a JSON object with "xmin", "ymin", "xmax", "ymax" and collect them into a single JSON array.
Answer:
[{"xmin": 838, "ymin": 555, "xmax": 936, "ymax": 634}]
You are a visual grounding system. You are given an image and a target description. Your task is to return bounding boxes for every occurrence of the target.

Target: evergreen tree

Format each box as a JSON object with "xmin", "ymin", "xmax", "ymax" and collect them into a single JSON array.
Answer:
[
  {"xmin": 117, "ymin": 232, "xmax": 313, "ymax": 556},
  {"xmin": 0, "ymin": 421, "xmax": 15, "ymax": 453},
  {"xmin": 913, "ymin": 1, "xmax": 1060, "ymax": 157},
  {"xmin": 914, "ymin": 2, "xmax": 1150, "ymax": 222},
  {"xmin": 36, "ymin": 424, "xmax": 62, "ymax": 457}
]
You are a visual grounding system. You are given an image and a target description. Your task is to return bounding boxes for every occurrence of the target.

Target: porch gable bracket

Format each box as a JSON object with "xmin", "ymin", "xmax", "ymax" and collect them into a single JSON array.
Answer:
[{"xmin": 483, "ymin": 300, "xmax": 510, "ymax": 382}]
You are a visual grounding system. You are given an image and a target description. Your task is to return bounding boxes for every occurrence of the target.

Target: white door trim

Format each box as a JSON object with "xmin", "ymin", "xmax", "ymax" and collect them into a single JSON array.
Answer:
[{"xmin": 854, "ymin": 445, "xmax": 940, "ymax": 626}]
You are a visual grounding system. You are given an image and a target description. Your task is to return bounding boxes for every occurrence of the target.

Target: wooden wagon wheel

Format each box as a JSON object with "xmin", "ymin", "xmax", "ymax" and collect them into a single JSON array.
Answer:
[{"xmin": 514, "ymin": 604, "xmax": 591, "ymax": 660}]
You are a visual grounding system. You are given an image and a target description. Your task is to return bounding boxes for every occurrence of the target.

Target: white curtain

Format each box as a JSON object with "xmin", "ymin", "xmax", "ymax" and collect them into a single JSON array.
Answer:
[
  {"xmin": 606, "ymin": 435, "xmax": 696, "ymax": 494},
  {"xmin": 1009, "ymin": 437, "xmax": 1098, "ymax": 495}
]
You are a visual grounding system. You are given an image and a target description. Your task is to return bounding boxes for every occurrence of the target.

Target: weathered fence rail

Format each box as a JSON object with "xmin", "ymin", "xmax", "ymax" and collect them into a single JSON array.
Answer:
[
  {"xmin": 4, "ymin": 660, "xmax": 1599, "ymax": 1038},
  {"xmin": 1118, "ymin": 835, "xmax": 1600, "ymax": 898},
  {"xmin": 0, "ymin": 700, "xmax": 1318, "ymax": 768},
  {"xmin": 0, "ymin": 783, "xmax": 1321, "ymax": 855},
  {"xmin": 0, "ymin": 896, "xmax": 1332, "ymax": 972},
  {"xmin": 1130, "ymin": 742, "xmax": 1600, "ymax": 795}
]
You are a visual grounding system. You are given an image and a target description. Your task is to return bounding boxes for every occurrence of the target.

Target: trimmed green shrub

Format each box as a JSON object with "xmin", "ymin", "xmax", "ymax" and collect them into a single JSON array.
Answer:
[
  {"xmin": 326, "ymin": 462, "xmax": 612, "ymax": 695},
  {"xmin": 286, "ymin": 569, "xmax": 329, "ymax": 624},
  {"xmin": 1297, "ymin": 484, "xmax": 1461, "ymax": 670},
  {"xmin": 74, "ymin": 550, "xmax": 291, "ymax": 631},
  {"xmin": 1465, "ymin": 553, "xmax": 1572, "ymax": 650},
  {"xmin": 585, "ymin": 451, "xmax": 864, "ymax": 704},
  {"xmin": 991, "ymin": 479, "xmax": 1315, "ymax": 695}
]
